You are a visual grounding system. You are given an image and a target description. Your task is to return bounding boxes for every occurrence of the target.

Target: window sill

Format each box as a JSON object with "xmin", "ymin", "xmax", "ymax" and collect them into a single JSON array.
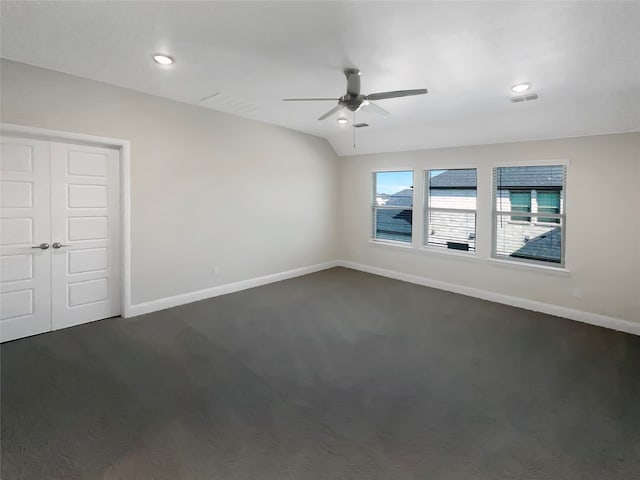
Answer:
[
  {"xmin": 368, "ymin": 240, "xmax": 482, "ymax": 261},
  {"xmin": 487, "ymin": 257, "xmax": 571, "ymax": 275},
  {"xmin": 369, "ymin": 239, "xmax": 414, "ymax": 250},
  {"xmin": 419, "ymin": 246, "xmax": 482, "ymax": 261},
  {"xmin": 367, "ymin": 240, "xmax": 570, "ymax": 275}
]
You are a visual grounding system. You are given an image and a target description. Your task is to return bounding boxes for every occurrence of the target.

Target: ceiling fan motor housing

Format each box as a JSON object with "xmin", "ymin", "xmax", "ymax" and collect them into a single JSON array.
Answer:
[{"xmin": 339, "ymin": 94, "xmax": 368, "ymax": 112}]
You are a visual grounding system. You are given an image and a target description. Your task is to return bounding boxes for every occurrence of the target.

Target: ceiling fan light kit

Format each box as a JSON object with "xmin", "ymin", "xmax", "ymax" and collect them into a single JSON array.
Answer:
[
  {"xmin": 152, "ymin": 54, "xmax": 174, "ymax": 65},
  {"xmin": 511, "ymin": 82, "xmax": 531, "ymax": 93}
]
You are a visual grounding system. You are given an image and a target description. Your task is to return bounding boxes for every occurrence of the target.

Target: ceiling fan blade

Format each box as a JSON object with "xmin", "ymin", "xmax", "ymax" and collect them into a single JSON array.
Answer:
[
  {"xmin": 283, "ymin": 98, "xmax": 338, "ymax": 101},
  {"xmin": 366, "ymin": 89, "xmax": 428, "ymax": 101},
  {"xmin": 362, "ymin": 101, "xmax": 390, "ymax": 117},
  {"xmin": 318, "ymin": 105, "xmax": 343, "ymax": 121}
]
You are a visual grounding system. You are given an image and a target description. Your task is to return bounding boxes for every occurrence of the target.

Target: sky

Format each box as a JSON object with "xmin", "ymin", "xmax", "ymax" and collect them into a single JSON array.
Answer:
[
  {"xmin": 376, "ymin": 170, "xmax": 445, "ymax": 195},
  {"xmin": 375, "ymin": 171, "xmax": 413, "ymax": 195}
]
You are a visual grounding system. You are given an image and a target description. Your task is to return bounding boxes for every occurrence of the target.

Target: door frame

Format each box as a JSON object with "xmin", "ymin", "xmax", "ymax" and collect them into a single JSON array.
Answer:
[{"xmin": 1, "ymin": 123, "xmax": 132, "ymax": 318}]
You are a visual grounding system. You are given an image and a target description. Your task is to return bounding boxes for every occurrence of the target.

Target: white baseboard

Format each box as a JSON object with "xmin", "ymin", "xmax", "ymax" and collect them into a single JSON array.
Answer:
[
  {"xmin": 126, "ymin": 258, "xmax": 639, "ymax": 336},
  {"xmin": 127, "ymin": 260, "xmax": 340, "ymax": 317},
  {"xmin": 337, "ymin": 260, "xmax": 640, "ymax": 336}
]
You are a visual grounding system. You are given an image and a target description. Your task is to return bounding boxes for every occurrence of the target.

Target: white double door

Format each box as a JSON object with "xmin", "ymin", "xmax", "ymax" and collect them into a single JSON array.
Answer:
[{"xmin": 1, "ymin": 136, "xmax": 120, "ymax": 342}]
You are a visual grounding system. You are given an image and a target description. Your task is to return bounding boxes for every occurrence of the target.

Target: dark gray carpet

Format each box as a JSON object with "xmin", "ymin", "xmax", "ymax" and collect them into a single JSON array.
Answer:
[{"xmin": 2, "ymin": 267, "xmax": 639, "ymax": 479}]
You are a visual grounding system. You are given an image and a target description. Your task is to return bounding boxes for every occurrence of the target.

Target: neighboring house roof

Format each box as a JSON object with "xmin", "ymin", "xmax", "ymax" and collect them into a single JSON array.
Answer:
[
  {"xmin": 430, "ymin": 169, "xmax": 477, "ymax": 189},
  {"xmin": 496, "ymin": 166, "xmax": 564, "ymax": 189},
  {"xmin": 386, "ymin": 188, "xmax": 413, "ymax": 207},
  {"xmin": 376, "ymin": 208, "xmax": 412, "ymax": 236},
  {"xmin": 376, "ymin": 188, "xmax": 413, "ymax": 238},
  {"xmin": 429, "ymin": 166, "xmax": 563, "ymax": 189},
  {"xmin": 511, "ymin": 226, "xmax": 562, "ymax": 263}
]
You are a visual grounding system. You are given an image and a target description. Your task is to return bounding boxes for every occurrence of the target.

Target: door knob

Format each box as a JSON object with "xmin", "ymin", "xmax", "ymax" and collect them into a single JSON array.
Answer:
[
  {"xmin": 31, "ymin": 242, "xmax": 50, "ymax": 250},
  {"xmin": 52, "ymin": 242, "xmax": 70, "ymax": 249}
]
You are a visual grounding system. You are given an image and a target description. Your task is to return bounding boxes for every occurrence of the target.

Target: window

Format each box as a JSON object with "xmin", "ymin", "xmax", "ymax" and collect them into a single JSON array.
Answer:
[
  {"xmin": 509, "ymin": 191, "xmax": 531, "ymax": 222},
  {"xmin": 494, "ymin": 165, "xmax": 566, "ymax": 265},
  {"xmin": 537, "ymin": 191, "xmax": 561, "ymax": 224},
  {"xmin": 425, "ymin": 168, "xmax": 477, "ymax": 251},
  {"xmin": 372, "ymin": 171, "xmax": 413, "ymax": 243}
]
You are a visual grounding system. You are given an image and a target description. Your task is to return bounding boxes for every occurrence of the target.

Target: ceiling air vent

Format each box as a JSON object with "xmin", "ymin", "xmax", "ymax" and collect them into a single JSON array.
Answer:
[
  {"xmin": 199, "ymin": 92, "xmax": 220, "ymax": 102},
  {"xmin": 511, "ymin": 92, "xmax": 539, "ymax": 103},
  {"xmin": 199, "ymin": 92, "xmax": 264, "ymax": 115}
]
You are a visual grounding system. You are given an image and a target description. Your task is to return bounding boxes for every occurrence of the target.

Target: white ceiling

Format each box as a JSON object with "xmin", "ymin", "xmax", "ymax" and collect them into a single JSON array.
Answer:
[{"xmin": 2, "ymin": 1, "xmax": 639, "ymax": 156}]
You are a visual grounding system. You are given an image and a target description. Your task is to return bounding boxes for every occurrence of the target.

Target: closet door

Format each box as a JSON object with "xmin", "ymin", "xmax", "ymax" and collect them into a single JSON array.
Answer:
[
  {"xmin": 50, "ymin": 142, "xmax": 120, "ymax": 330},
  {"xmin": 0, "ymin": 137, "xmax": 52, "ymax": 342}
]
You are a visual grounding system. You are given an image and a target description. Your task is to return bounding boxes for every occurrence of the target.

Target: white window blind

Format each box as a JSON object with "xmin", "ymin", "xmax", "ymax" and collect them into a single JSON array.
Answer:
[
  {"xmin": 493, "ymin": 165, "xmax": 566, "ymax": 265},
  {"xmin": 425, "ymin": 168, "xmax": 477, "ymax": 252}
]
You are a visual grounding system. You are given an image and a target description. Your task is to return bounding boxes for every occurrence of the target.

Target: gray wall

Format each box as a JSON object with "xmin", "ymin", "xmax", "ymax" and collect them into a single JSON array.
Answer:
[{"xmin": 1, "ymin": 59, "xmax": 340, "ymax": 305}]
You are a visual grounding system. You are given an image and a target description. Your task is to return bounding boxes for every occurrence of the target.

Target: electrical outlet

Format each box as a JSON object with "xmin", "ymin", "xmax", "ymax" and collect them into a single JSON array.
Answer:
[
  {"xmin": 212, "ymin": 266, "xmax": 220, "ymax": 277},
  {"xmin": 572, "ymin": 287, "xmax": 583, "ymax": 299}
]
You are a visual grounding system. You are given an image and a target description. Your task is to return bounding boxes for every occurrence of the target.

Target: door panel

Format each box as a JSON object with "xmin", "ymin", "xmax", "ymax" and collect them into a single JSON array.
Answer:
[
  {"xmin": 68, "ymin": 248, "xmax": 108, "ymax": 274},
  {"xmin": 0, "ymin": 181, "xmax": 34, "ymax": 207},
  {"xmin": 1, "ymin": 217, "xmax": 34, "ymax": 245},
  {"xmin": 0, "ymin": 136, "xmax": 51, "ymax": 342},
  {"xmin": 50, "ymin": 142, "xmax": 120, "ymax": 330},
  {"xmin": 1, "ymin": 254, "xmax": 33, "ymax": 282}
]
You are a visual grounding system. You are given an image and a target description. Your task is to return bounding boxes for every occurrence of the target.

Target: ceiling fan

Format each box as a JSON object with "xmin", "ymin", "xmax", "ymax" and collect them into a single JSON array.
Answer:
[{"xmin": 283, "ymin": 68, "xmax": 428, "ymax": 120}]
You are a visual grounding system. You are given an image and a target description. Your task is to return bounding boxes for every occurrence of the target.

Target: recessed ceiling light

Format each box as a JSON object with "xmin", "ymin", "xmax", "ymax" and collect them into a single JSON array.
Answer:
[
  {"xmin": 153, "ymin": 54, "xmax": 174, "ymax": 65},
  {"xmin": 337, "ymin": 118, "xmax": 348, "ymax": 125},
  {"xmin": 511, "ymin": 83, "xmax": 531, "ymax": 93}
]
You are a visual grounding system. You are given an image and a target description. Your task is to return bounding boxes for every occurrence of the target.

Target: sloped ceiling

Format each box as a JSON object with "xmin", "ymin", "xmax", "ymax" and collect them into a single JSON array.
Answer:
[{"xmin": 1, "ymin": 1, "xmax": 639, "ymax": 155}]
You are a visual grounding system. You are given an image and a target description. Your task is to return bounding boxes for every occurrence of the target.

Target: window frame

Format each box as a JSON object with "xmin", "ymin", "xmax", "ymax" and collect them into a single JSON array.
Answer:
[
  {"xmin": 371, "ymin": 169, "xmax": 415, "ymax": 245},
  {"xmin": 491, "ymin": 161, "xmax": 568, "ymax": 268},
  {"xmin": 423, "ymin": 167, "xmax": 478, "ymax": 254}
]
